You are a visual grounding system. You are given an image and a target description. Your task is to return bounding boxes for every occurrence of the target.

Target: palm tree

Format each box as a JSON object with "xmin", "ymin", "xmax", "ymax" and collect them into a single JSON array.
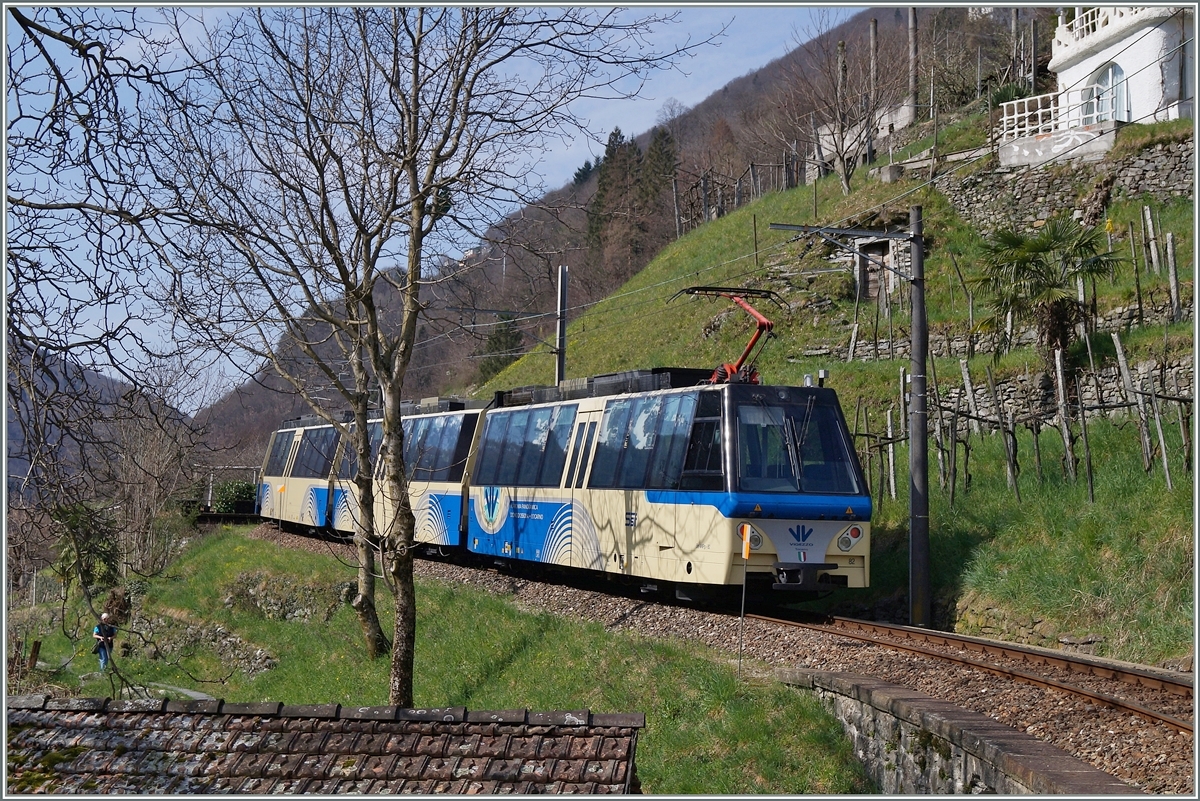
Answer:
[{"xmin": 973, "ymin": 216, "xmax": 1123, "ymax": 367}]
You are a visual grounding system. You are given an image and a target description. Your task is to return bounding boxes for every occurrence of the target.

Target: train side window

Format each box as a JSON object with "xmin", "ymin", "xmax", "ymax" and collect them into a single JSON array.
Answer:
[
  {"xmin": 403, "ymin": 417, "xmax": 428, "ymax": 478},
  {"xmin": 514, "ymin": 408, "xmax": 553, "ymax": 486},
  {"xmin": 497, "ymin": 409, "xmax": 530, "ymax": 482},
  {"xmin": 414, "ymin": 416, "xmax": 448, "ymax": 480},
  {"xmin": 613, "ymin": 395, "xmax": 662, "ymax": 488},
  {"xmin": 679, "ymin": 391, "xmax": 724, "ymax": 491},
  {"xmin": 425, "ymin": 415, "xmax": 464, "ymax": 482},
  {"xmin": 291, "ymin": 426, "xmax": 340, "ymax": 479},
  {"xmin": 588, "ymin": 399, "xmax": 633, "ymax": 489},
  {"xmin": 563, "ymin": 423, "xmax": 587, "ymax": 488},
  {"xmin": 339, "ymin": 422, "xmax": 383, "ymax": 480},
  {"xmin": 573, "ymin": 422, "xmax": 598, "ymax": 489},
  {"xmin": 646, "ymin": 392, "xmax": 698, "ymax": 489},
  {"xmin": 445, "ymin": 413, "xmax": 477, "ymax": 483},
  {"xmin": 264, "ymin": 430, "xmax": 297, "ymax": 476},
  {"xmin": 474, "ymin": 412, "xmax": 510, "ymax": 486},
  {"xmin": 538, "ymin": 406, "xmax": 577, "ymax": 487},
  {"xmin": 434, "ymin": 415, "xmax": 466, "ymax": 482}
]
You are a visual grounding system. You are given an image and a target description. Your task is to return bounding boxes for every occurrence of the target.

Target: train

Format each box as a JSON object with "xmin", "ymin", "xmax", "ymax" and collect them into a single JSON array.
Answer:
[
  {"xmin": 258, "ymin": 288, "xmax": 872, "ymax": 599},
  {"xmin": 258, "ymin": 368, "xmax": 872, "ymax": 599}
]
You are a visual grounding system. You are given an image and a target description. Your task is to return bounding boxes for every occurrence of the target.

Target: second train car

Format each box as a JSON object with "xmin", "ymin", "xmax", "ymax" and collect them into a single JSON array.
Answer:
[{"xmin": 259, "ymin": 367, "xmax": 872, "ymax": 597}]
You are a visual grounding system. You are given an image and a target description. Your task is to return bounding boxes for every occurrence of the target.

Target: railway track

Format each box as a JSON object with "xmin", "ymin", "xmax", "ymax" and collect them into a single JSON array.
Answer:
[
  {"xmin": 752, "ymin": 612, "xmax": 1194, "ymax": 735},
  {"xmin": 250, "ymin": 522, "xmax": 1194, "ymax": 793}
]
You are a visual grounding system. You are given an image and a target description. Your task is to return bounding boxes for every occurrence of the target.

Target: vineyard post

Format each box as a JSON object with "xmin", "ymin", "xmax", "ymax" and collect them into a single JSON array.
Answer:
[
  {"xmin": 960, "ymin": 359, "xmax": 983, "ymax": 434},
  {"xmin": 1143, "ymin": 205, "xmax": 1161, "ymax": 275},
  {"xmin": 1080, "ymin": 381, "xmax": 1099, "ymax": 501},
  {"xmin": 948, "ymin": 397, "xmax": 960, "ymax": 507},
  {"xmin": 1113, "ymin": 332, "xmax": 1153, "ymax": 471},
  {"xmin": 886, "ymin": 407, "xmax": 897, "ymax": 500},
  {"xmin": 1129, "ymin": 222, "xmax": 1144, "ymax": 326},
  {"xmin": 928, "ymin": 359, "xmax": 947, "ymax": 489},
  {"xmin": 1006, "ymin": 409, "xmax": 1021, "ymax": 503},
  {"xmin": 1166, "ymin": 233, "xmax": 1181, "ymax": 322},
  {"xmin": 1148, "ymin": 375, "xmax": 1173, "ymax": 490},
  {"xmin": 1169, "ymin": 370, "xmax": 1191, "ymax": 472},
  {"xmin": 1023, "ymin": 377, "xmax": 1044, "ymax": 484},
  {"xmin": 987, "ymin": 367, "xmax": 1019, "ymax": 497},
  {"xmin": 1054, "ymin": 348, "xmax": 1078, "ymax": 482}
]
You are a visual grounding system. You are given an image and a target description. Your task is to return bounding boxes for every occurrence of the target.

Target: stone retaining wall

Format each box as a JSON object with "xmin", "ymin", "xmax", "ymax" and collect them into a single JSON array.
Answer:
[
  {"xmin": 937, "ymin": 137, "xmax": 1193, "ymax": 236},
  {"xmin": 778, "ymin": 669, "xmax": 1138, "ymax": 795}
]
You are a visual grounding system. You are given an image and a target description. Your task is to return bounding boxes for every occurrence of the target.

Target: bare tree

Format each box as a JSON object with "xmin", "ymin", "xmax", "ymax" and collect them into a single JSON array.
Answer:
[
  {"xmin": 6, "ymin": 8, "xmax": 210, "ymax": 607},
  {"xmin": 761, "ymin": 11, "xmax": 908, "ymax": 194},
  {"xmin": 151, "ymin": 7, "xmax": 710, "ymax": 706}
]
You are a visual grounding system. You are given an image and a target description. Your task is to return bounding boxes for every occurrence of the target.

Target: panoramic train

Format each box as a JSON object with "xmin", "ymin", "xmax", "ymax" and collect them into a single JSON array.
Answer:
[{"xmin": 258, "ymin": 290, "xmax": 872, "ymax": 598}]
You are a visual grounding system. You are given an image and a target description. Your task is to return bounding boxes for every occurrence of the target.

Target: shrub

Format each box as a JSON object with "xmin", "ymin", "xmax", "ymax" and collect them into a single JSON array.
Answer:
[
  {"xmin": 213, "ymin": 480, "xmax": 256, "ymax": 513},
  {"xmin": 990, "ymin": 83, "xmax": 1030, "ymax": 107}
]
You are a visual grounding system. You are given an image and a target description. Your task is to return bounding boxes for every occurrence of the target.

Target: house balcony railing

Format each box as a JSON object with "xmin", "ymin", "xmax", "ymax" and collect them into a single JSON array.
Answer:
[
  {"xmin": 1053, "ymin": 7, "xmax": 1151, "ymax": 52},
  {"xmin": 996, "ymin": 82, "xmax": 1130, "ymax": 143}
]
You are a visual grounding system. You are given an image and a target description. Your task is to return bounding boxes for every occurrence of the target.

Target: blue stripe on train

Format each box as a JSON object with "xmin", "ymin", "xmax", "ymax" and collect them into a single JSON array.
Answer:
[{"xmin": 644, "ymin": 489, "xmax": 871, "ymax": 520}]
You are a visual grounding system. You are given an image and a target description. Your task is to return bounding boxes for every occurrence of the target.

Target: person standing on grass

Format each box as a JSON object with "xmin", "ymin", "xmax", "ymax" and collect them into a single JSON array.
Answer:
[{"xmin": 93, "ymin": 613, "xmax": 116, "ymax": 671}]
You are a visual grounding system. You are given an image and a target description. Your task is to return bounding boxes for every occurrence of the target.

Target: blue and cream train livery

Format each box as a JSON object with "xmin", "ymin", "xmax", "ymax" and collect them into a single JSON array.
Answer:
[{"xmin": 259, "ymin": 368, "xmax": 872, "ymax": 596}]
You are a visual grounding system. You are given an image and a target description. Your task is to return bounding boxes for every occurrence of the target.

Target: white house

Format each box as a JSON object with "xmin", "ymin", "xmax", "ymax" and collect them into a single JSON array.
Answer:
[{"xmin": 998, "ymin": 6, "xmax": 1193, "ymax": 166}]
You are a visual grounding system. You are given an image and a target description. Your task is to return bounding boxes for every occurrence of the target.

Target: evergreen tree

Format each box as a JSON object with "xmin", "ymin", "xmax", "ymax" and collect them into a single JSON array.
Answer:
[
  {"xmin": 475, "ymin": 316, "xmax": 524, "ymax": 384},
  {"xmin": 640, "ymin": 127, "xmax": 676, "ymax": 201},
  {"xmin": 572, "ymin": 159, "xmax": 595, "ymax": 185},
  {"xmin": 587, "ymin": 128, "xmax": 646, "ymax": 282}
]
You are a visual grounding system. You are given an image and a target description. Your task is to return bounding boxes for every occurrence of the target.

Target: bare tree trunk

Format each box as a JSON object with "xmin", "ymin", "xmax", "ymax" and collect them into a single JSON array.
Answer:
[{"xmin": 908, "ymin": 9, "xmax": 919, "ymax": 124}]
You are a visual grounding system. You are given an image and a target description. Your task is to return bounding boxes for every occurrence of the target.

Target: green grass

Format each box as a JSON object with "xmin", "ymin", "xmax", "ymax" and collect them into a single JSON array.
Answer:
[
  {"xmin": 18, "ymin": 528, "xmax": 874, "ymax": 795},
  {"xmin": 822, "ymin": 412, "xmax": 1193, "ymax": 665}
]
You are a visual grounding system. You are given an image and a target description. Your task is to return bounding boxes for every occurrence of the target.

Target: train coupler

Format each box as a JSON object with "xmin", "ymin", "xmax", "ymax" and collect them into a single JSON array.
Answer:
[{"xmin": 772, "ymin": 562, "xmax": 837, "ymax": 591}]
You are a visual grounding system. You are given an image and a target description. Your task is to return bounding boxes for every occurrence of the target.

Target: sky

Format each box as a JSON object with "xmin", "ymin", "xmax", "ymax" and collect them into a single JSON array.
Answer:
[{"xmin": 538, "ymin": 4, "xmax": 866, "ymax": 189}]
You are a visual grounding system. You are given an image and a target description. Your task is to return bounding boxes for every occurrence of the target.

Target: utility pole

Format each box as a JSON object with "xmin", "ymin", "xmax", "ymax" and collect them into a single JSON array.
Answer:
[
  {"xmin": 768, "ymin": 206, "xmax": 930, "ymax": 628},
  {"xmin": 556, "ymin": 264, "xmax": 568, "ymax": 385},
  {"xmin": 909, "ymin": 206, "xmax": 930, "ymax": 628}
]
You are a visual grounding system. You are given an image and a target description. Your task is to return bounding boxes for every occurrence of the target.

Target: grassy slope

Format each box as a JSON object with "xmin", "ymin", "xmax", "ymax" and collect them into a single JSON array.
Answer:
[
  {"xmin": 478, "ymin": 118, "xmax": 1194, "ymax": 663},
  {"xmin": 22, "ymin": 530, "xmax": 872, "ymax": 795}
]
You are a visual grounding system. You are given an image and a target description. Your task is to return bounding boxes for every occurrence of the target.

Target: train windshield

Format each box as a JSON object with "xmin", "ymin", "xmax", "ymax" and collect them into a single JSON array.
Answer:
[{"xmin": 736, "ymin": 398, "xmax": 861, "ymax": 494}]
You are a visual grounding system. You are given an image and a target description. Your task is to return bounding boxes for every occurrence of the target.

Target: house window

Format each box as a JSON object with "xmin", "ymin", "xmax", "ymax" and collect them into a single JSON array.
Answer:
[{"xmin": 1084, "ymin": 62, "xmax": 1127, "ymax": 124}]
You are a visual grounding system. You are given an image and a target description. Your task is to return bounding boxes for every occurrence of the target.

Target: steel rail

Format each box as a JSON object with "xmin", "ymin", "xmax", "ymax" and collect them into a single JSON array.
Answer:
[
  {"xmin": 826, "ymin": 616, "xmax": 1193, "ymax": 697},
  {"xmin": 751, "ymin": 614, "xmax": 1193, "ymax": 735}
]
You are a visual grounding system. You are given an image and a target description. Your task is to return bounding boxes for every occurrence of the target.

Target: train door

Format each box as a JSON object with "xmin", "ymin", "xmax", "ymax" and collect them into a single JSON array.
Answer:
[
  {"xmin": 580, "ymin": 395, "xmax": 667, "ymax": 580},
  {"xmin": 562, "ymin": 410, "xmax": 607, "ymax": 572},
  {"xmin": 619, "ymin": 395, "xmax": 671, "ymax": 581}
]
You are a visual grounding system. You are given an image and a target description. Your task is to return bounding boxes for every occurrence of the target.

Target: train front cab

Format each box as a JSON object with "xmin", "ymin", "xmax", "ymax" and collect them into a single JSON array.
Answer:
[
  {"xmin": 637, "ymin": 383, "xmax": 871, "ymax": 593},
  {"xmin": 463, "ymin": 382, "xmax": 871, "ymax": 595},
  {"xmin": 720, "ymin": 383, "xmax": 872, "ymax": 592}
]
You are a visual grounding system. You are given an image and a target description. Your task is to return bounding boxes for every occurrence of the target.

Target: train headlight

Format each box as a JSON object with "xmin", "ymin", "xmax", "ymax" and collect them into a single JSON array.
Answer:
[
  {"xmin": 737, "ymin": 523, "xmax": 763, "ymax": 551},
  {"xmin": 837, "ymin": 524, "xmax": 864, "ymax": 552}
]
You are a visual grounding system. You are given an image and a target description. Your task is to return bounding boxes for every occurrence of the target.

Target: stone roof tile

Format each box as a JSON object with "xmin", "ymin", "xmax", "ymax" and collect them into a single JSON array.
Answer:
[{"xmin": 6, "ymin": 696, "xmax": 644, "ymax": 794}]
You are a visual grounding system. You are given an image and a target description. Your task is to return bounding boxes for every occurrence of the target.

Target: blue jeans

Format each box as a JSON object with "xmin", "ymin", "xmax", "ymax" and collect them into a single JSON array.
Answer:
[{"xmin": 98, "ymin": 644, "xmax": 110, "ymax": 671}]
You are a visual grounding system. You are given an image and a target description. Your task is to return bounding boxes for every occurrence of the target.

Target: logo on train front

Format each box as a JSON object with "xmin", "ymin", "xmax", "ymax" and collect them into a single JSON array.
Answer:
[{"xmin": 789, "ymin": 524, "xmax": 814, "ymax": 543}]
